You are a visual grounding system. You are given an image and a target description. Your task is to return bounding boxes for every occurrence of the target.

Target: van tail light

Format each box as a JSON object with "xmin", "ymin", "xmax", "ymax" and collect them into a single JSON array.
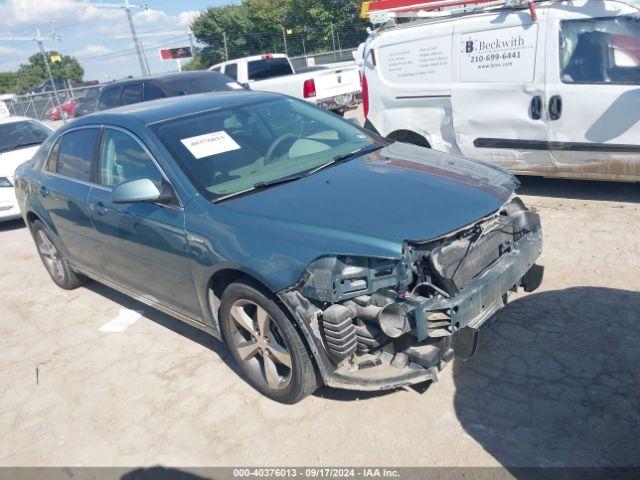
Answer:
[
  {"xmin": 303, "ymin": 78, "xmax": 317, "ymax": 98},
  {"xmin": 362, "ymin": 73, "xmax": 369, "ymax": 117}
]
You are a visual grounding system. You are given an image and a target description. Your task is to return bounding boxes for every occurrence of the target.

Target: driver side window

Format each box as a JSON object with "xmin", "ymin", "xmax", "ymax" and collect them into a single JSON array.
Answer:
[{"xmin": 99, "ymin": 129, "xmax": 164, "ymax": 189}]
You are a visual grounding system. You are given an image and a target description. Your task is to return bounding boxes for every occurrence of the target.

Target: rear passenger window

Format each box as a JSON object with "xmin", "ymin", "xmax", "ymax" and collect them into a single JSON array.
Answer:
[
  {"xmin": 561, "ymin": 15, "xmax": 640, "ymax": 84},
  {"xmin": 55, "ymin": 129, "xmax": 99, "ymax": 182},
  {"xmin": 225, "ymin": 63, "xmax": 238, "ymax": 80},
  {"xmin": 98, "ymin": 86, "xmax": 122, "ymax": 110},
  {"xmin": 120, "ymin": 84, "xmax": 142, "ymax": 106},
  {"xmin": 143, "ymin": 82, "xmax": 167, "ymax": 101}
]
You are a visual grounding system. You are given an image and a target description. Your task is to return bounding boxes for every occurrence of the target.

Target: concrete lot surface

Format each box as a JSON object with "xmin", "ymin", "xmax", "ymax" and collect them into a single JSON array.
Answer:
[{"xmin": 1, "ymin": 113, "xmax": 639, "ymax": 467}]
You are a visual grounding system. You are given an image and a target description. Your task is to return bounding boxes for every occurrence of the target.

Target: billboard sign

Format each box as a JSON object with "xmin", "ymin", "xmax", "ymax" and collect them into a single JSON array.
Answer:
[{"xmin": 159, "ymin": 47, "xmax": 193, "ymax": 61}]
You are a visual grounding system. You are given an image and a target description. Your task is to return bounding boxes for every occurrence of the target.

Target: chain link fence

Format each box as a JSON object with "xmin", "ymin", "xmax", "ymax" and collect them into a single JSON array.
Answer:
[{"xmin": 6, "ymin": 85, "xmax": 101, "ymax": 122}]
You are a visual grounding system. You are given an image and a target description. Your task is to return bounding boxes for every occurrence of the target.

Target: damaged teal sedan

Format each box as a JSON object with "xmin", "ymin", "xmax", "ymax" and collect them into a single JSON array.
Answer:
[{"xmin": 14, "ymin": 92, "xmax": 543, "ymax": 403}]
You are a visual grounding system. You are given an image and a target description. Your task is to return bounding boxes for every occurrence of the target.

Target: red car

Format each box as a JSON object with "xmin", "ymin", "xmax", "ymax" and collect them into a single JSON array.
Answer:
[{"xmin": 47, "ymin": 98, "xmax": 77, "ymax": 120}]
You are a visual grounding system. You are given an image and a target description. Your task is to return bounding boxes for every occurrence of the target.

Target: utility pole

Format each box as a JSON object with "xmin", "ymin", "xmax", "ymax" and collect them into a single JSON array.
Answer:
[
  {"xmin": 75, "ymin": 1, "xmax": 149, "ymax": 76},
  {"xmin": 35, "ymin": 29, "xmax": 62, "ymax": 109},
  {"xmin": 187, "ymin": 28, "xmax": 196, "ymax": 57},
  {"xmin": 330, "ymin": 26, "xmax": 337, "ymax": 53},
  {"xmin": 222, "ymin": 31, "xmax": 229, "ymax": 61},
  {"xmin": 280, "ymin": 2, "xmax": 288, "ymax": 56},
  {"xmin": 0, "ymin": 30, "xmax": 65, "ymax": 121}
]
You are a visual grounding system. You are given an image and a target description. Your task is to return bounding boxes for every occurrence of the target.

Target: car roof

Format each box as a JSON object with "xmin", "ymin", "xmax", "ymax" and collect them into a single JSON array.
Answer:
[
  {"xmin": 66, "ymin": 90, "xmax": 280, "ymax": 127},
  {"xmin": 0, "ymin": 116, "xmax": 37, "ymax": 125},
  {"xmin": 101, "ymin": 70, "xmax": 230, "ymax": 89}
]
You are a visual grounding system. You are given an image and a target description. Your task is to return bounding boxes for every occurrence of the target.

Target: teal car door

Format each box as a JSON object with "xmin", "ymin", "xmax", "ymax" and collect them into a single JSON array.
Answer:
[
  {"xmin": 39, "ymin": 127, "xmax": 103, "ymax": 272},
  {"xmin": 87, "ymin": 127, "xmax": 199, "ymax": 317}
]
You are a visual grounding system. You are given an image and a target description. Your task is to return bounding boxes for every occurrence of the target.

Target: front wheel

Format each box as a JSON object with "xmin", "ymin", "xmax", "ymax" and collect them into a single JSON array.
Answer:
[{"xmin": 219, "ymin": 280, "xmax": 318, "ymax": 403}]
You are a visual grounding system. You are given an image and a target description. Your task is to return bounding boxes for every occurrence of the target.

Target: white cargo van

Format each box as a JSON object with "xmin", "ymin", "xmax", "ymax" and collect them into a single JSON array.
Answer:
[{"xmin": 362, "ymin": 0, "xmax": 640, "ymax": 182}]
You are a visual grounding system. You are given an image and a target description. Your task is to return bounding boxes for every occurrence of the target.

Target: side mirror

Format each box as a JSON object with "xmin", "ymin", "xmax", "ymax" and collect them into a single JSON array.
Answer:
[{"xmin": 111, "ymin": 178, "xmax": 173, "ymax": 205}]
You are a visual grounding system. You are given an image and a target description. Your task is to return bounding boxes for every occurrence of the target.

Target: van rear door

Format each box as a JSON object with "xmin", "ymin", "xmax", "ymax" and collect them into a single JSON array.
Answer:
[
  {"xmin": 451, "ymin": 10, "xmax": 553, "ymax": 173},
  {"xmin": 546, "ymin": 3, "xmax": 640, "ymax": 180}
]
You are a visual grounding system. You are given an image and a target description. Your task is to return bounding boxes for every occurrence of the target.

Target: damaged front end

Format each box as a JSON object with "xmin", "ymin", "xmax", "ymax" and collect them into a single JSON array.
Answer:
[{"xmin": 279, "ymin": 197, "xmax": 544, "ymax": 391}]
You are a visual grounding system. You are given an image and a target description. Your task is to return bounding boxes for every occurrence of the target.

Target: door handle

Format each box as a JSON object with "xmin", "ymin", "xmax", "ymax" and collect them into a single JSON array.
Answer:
[
  {"xmin": 530, "ymin": 95, "xmax": 543, "ymax": 120},
  {"xmin": 549, "ymin": 95, "xmax": 562, "ymax": 120},
  {"xmin": 90, "ymin": 201, "xmax": 108, "ymax": 216},
  {"xmin": 39, "ymin": 185, "xmax": 49, "ymax": 197}
]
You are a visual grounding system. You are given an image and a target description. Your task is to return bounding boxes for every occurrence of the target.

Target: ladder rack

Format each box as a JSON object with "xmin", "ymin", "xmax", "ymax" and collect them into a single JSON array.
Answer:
[{"xmin": 361, "ymin": 0, "xmax": 538, "ymax": 25}]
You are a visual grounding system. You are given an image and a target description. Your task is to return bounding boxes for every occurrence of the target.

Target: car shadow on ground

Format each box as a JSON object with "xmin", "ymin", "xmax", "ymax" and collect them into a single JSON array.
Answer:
[
  {"xmin": 517, "ymin": 176, "xmax": 640, "ymax": 203},
  {"xmin": 453, "ymin": 286, "xmax": 640, "ymax": 469},
  {"xmin": 84, "ymin": 282, "xmax": 241, "ymax": 377},
  {"xmin": 0, "ymin": 218, "xmax": 25, "ymax": 232}
]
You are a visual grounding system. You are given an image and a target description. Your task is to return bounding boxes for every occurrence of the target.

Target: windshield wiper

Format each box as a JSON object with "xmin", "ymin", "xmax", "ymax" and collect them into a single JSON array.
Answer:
[
  {"xmin": 253, "ymin": 174, "xmax": 305, "ymax": 190},
  {"xmin": 0, "ymin": 141, "xmax": 43, "ymax": 153},
  {"xmin": 305, "ymin": 144, "xmax": 384, "ymax": 177},
  {"xmin": 214, "ymin": 174, "xmax": 305, "ymax": 203}
]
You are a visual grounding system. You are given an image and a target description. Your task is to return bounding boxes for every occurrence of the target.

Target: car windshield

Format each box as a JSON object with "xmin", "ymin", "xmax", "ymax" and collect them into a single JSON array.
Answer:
[
  {"xmin": 153, "ymin": 97, "xmax": 384, "ymax": 200},
  {"xmin": 0, "ymin": 120, "xmax": 51, "ymax": 153}
]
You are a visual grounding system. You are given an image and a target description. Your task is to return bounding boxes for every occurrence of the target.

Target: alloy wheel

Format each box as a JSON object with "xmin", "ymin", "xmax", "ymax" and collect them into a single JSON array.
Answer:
[
  {"xmin": 228, "ymin": 299, "xmax": 293, "ymax": 389},
  {"xmin": 36, "ymin": 230, "xmax": 65, "ymax": 282}
]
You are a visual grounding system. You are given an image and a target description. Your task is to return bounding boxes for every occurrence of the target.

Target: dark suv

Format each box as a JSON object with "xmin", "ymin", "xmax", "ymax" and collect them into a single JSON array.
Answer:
[{"xmin": 97, "ymin": 71, "xmax": 242, "ymax": 111}]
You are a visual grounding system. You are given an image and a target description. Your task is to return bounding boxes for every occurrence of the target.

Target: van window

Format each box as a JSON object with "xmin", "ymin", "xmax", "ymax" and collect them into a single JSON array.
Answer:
[
  {"xmin": 120, "ymin": 83, "xmax": 142, "ymax": 106},
  {"xmin": 225, "ymin": 63, "xmax": 238, "ymax": 81},
  {"xmin": 247, "ymin": 57, "xmax": 293, "ymax": 81},
  {"xmin": 99, "ymin": 86, "xmax": 122, "ymax": 110},
  {"xmin": 54, "ymin": 129, "xmax": 100, "ymax": 182},
  {"xmin": 561, "ymin": 15, "xmax": 640, "ymax": 84}
]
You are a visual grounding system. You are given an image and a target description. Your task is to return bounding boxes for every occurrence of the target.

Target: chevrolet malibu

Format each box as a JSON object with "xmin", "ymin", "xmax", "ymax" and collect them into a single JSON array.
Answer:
[{"xmin": 14, "ymin": 92, "xmax": 543, "ymax": 403}]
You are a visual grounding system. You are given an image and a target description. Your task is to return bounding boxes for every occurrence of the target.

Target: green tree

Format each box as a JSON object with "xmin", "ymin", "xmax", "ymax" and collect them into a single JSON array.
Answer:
[
  {"xmin": 190, "ymin": 0, "xmax": 367, "ymax": 68},
  {"xmin": 0, "ymin": 72, "xmax": 18, "ymax": 94},
  {"xmin": 1, "ymin": 51, "xmax": 85, "ymax": 94}
]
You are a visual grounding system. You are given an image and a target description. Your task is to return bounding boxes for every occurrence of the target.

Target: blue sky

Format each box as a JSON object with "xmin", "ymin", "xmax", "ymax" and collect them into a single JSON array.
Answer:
[{"xmin": 0, "ymin": 0, "xmax": 234, "ymax": 81}]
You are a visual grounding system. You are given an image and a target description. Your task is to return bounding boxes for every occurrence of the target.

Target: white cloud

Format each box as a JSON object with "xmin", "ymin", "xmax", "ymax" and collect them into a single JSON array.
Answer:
[
  {"xmin": 73, "ymin": 44, "xmax": 112, "ymax": 57},
  {"xmin": 177, "ymin": 10, "xmax": 201, "ymax": 28}
]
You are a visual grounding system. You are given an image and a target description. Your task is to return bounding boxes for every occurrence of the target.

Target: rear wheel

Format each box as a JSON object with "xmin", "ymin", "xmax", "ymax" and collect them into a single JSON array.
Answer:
[
  {"xmin": 219, "ymin": 280, "xmax": 318, "ymax": 403},
  {"xmin": 30, "ymin": 220, "xmax": 86, "ymax": 290}
]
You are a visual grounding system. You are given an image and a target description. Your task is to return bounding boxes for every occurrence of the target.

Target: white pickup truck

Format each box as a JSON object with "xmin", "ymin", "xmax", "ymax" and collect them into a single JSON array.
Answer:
[{"xmin": 210, "ymin": 54, "xmax": 361, "ymax": 115}]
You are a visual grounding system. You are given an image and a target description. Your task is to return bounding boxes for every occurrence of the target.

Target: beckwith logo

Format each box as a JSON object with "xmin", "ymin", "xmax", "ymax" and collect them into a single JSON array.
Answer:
[{"xmin": 466, "ymin": 40, "xmax": 474, "ymax": 53}]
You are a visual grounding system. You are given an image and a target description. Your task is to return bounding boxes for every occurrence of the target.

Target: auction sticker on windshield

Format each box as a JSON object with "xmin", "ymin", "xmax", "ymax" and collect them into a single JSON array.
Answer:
[
  {"xmin": 181, "ymin": 131, "xmax": 241, "ymax": 159},
  {"xmin": 459, "ymin": 24, "xmax": 538, "ymax": 83}
]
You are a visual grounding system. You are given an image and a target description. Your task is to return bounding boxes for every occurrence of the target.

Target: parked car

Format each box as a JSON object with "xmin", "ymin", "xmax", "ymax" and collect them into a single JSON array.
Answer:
[
  {"xmin": 97, "ymin": 71, "xmax": 243, "ymax": 111},
  {"xmin": 30, "ymin": 77, "xmax": 71, "ymax": 95},
  {"xmin": 47, "ymin": 98, "xmax": 78, "ymax": 120},
  {"xmin": 73, "ymin": 87, "xmax": 102, "ymax": 117},
  {"xmin": 210, "ymin": 53, "xmax": 362, "ymax": 115},
  {"xmin": 361, "ymin": 0, "xmax": 640, "ymax": 182},
  {"xmin": 0, "ymin": 116, "xmax": 52, "ymax": 222},
  {"xmin": 14, "ymin": 92, "xmax": 543, "ymax": 403}
]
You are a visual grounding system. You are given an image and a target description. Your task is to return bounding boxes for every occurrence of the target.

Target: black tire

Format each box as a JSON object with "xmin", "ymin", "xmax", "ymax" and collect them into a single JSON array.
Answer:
[
  {"xmin": 30, "ymin": 219, "xmax": 86, "ymax": 290},
  {"xmin": 219, "ymin": 279, "xmax": 318, "ymax": 403}
]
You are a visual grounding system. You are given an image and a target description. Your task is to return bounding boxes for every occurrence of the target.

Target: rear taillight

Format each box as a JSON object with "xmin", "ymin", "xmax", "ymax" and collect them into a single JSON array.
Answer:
[
  {"xmin": 303, "ymin": 78, "xmax": 316, "ymax": 98},
  {"xmin": 362, "ymin": 73, "xmax": 369, "ymax": 117}
]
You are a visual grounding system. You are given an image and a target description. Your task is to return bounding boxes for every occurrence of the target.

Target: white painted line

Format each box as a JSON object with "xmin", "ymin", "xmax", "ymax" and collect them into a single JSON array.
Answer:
[{"xmin": 99, "ymin": 308, "xmax": 143, "ymax": 333}]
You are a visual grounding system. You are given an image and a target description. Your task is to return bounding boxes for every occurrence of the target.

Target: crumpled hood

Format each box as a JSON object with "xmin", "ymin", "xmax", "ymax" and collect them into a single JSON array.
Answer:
[
  {"xmin": 222, "ymin": 142, "xmax": 518, "ymax": 252},
  {"xmin": 0, "ymin": 145, "xmax": 40, "ymax": 180}
]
